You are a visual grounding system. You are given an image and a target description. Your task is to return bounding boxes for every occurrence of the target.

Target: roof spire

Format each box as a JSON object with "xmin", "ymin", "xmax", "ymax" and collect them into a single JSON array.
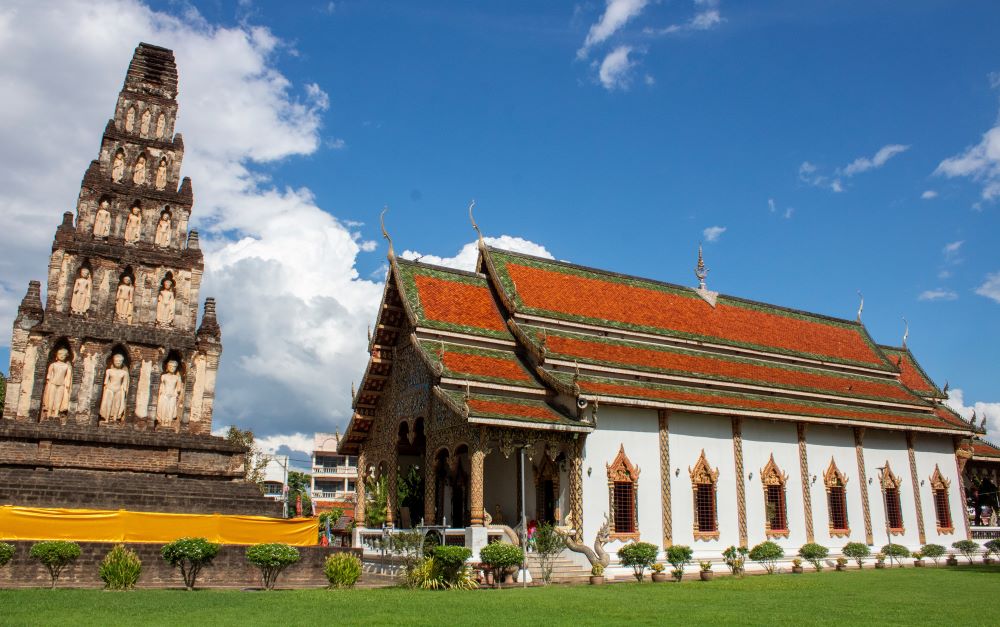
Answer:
[
  {"xmin": 695, "ymin": 244, "xmax": 708, "ymax": 290},
  {"xmin": 856, "ymin": 291, "xmax": 864, "ymax": 323},
  {"xmin": 901, "ymin": 317, "xmax": 909, "ymax": 349},
  {"xmin": 468, "ymin": 199, "xmax": 484, "ymax": 246},
  {"xmin": 380, "ymin": 205, "xmax": 394, "ymax": 259}
]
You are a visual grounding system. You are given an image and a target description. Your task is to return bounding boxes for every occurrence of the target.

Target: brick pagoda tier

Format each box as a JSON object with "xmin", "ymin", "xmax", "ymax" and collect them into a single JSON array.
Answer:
[{"xmin": 0, "ymin": 43, "xmax": 281, "ymax": 516}]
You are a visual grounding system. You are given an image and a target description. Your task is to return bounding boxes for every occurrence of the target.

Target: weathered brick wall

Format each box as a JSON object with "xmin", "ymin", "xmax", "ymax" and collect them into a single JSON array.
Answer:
[{"xmin": 0, "ymin": 542, "xmax": 362, "ymax": 589}]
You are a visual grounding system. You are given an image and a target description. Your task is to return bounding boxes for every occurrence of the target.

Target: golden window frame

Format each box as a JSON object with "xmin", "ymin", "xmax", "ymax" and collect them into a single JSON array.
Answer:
[{"xmin": 689, "ymin": 449, "xmax": 720, "ymax": 541}]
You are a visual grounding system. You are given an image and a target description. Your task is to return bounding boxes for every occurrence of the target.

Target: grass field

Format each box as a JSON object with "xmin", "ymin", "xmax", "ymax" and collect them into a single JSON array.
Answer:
[{"xmin": 1, "ymin": 566, "xmax": 997, "ymax": 626}]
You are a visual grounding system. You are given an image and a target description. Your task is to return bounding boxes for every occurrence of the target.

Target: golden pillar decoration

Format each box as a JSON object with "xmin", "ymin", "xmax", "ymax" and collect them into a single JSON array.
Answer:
[
  {"xmin": 905, "ymin": 432, "xmax": 927, "ymax": 544},
  {"xmin": 732, "ymin": 417, "xmax": 747, "ymax": 548},
  {"xmin": 385, "ymin": 445, "xmax": 398, "ymax": 529},
  {"xmin": 423, "ymin": 444, "xmax": 437, "ymax": 525},
  {"xmin": 797, "ymin": 423, "xmax": 815, "ymax": 543},
  {"xmin": 953, "ymin": 436, "xmax": 974, "ymax": 540},
  {"xmin": 854, "ymin": 427, "xmax": 874, "ymax": 544},
  {"xmin": 658, "ymin": 410, "xmax": 672, "ymax": 548},
  {"xmin": 470, "ymin": 446, "xmax": 486, "ymax": 526},
  {"xmin": 355, "ymin": 450, "xmax": 367, "ymax": 527},
  {"xmin": 569, "ymin": 437, "xmax": 584, "ymax": 542}
]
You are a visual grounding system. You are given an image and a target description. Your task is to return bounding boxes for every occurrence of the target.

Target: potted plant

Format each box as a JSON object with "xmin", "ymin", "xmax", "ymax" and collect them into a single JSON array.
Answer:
[
  {"xmin": 921, "ymin": 544, "xmax": 946, "ymax": 566},
  {"xmin": 699, "ymin": 561, "xmax": 714, "ymax": 581},
  {"xmin": 946, "ymin": 553, "xmax": 959, "ymax": 566},
  {"xmin": 666, "ymin": 545, "xmax": 693, "ymax": 582},
  {"xmin": 843, "ymin": 542, "xmax": 870, "ymax": 569},
  {"xmin": 722, "ymin": 545, "xmax": 748, "ymax": 577},
  {"xmin": 619, "ymin": 542, "xmax": 659, "ymax": 582},
  {"xmin": 791, "ymin": 558, "xmax": 804, "ymax": 574},
  {"xmin": 835, "ymin": 557, "xmax": 848, "ymax": 571},
  {"xmin": 911, "ymin": 551, "xmax": 924, "ymax": 567},
  {"xmin": 590, "ymin": 563, "xmax": 605, "ymax": 585},
  {"xmin": 651, "ymin": 563, "xmax": 668, "ymax": 583},
  {"xmin": 874, "ymin": 552, "xmax": 887, "ymax": 569},
  {"xmin": 479, "ymin": 542, "xmax": 523, "ymax": 588}
]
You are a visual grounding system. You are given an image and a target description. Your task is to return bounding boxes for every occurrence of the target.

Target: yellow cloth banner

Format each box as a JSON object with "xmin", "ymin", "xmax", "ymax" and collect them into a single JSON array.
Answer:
[{"xmin": 0, "ymin": 506, "xmax": 318, "ymax": 546}]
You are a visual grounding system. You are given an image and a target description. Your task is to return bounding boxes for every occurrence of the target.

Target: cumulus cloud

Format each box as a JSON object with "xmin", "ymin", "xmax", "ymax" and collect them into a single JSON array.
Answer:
[
  {"xmin": 921, "ymin": 190, "xmax": 938, "ymax": 199},
  {"xmin": 841, "ymin": 144, "xmax": 910, "ymax": 177},
  {"xmin": 0, "ymin": 0, "xmax": 382, "ymax": 440},
  {"xmin": 401, "ymin": 236, "xmax": 554, "ymax": 272},
  {"xmin": 598, "ymin": 46, "xmax": 637, "ymax": 91},
  {"xmin": 976, "ymin": 271, "xmax": 1000, "ymax": 304},
  {"xmin": 936, "ymin": 125, "xmax": 1000, "ymax": 200},
  {"xmin": 917, "ymin": 289, "xmax": 958, "ymax": 301},
  {"xmin": 702, "ymin": 225, "xmax": 726, "ymax": 242},
  {"xmin": 578, "ymin": 0, "xmax": 649, "ymax": 59},
  {"xmin": 946, "ymin": 388, "xmax": 1000, "ymax": 441}
]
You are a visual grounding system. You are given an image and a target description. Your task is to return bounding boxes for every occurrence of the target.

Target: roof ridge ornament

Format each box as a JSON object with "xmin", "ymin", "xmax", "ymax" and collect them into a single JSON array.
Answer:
[
  {"xmin": 693, "ymin": 244, "xmax": 718, "ymax": 307},
  {"xmin": 856, "ymin": 291, "xmax": 864, "ymax": 323},
  {"xmin": 468, "ymin": 199, "xmax": 484, "ymax": 246},
  {"xmin": 380, "ymin": 205, "xmax": 394, "ymax": 259},
  {"xmin": 902, "ymin": 317, "xmax": 909, "ymax": 349}
]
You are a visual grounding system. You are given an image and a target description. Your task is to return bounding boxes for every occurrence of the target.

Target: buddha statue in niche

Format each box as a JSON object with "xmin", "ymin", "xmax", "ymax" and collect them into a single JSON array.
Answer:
[
  {"xmin": 156, "ymin": 359, "xmax": 183, "ymax": 424},
  {"xmin": 99, "ymin": 353, "xmax": 130, "ymax": 422},
  {"xmin": 125, "ymin": 107, "xmax": 135, "ymax": 132},
  {"xmin": 41, "ymin": 348, "xmax": 73, "ymax": 419},
  {"xmin": 155, "ymin": 113, "xmax": 165, "ymax": 138},
  {"xmin": 124, "ymin": 206, "xmax": 142, "ymax": 244},
  {"xmin": 93, "ymin": 200, "xmax": 112, "ymax": 238},
  {"xmin": 155, "ymin": 159, "xmax": 167, "ymax": 190},
  {"xmin": 132, "ymin": 154, "xmax": 147, "ymax": 185},
  {"xmin": 154, "ymin": 211, "xmax": 171, "ymax": 247},
  {"xmin": 140, "ymin": 109, "xmax": 151, "ymax": 135},
  {"xmin": 115, "ymin": 276, "xmax": 134, "ymax": 322},
  {"xmin": 156, "ymin": 278, "xmax": 176, "ymax": 326},
  {"xmin": 112, "ymin": 152, "xmax": 125, "ymax": 183},
  {"xmin": 70, "ymin": 267, "xmax": 92, "ymax": 315}
]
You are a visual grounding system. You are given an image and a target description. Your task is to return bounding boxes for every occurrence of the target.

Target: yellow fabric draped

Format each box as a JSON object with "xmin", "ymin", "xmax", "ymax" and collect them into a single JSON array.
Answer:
[{"xmin": 0, "ymin": 506, "xmax": 318, "ymax": 546}]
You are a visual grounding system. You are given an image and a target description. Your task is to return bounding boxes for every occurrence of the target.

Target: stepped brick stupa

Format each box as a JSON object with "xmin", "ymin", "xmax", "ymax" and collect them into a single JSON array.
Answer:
[{"xmin": 0, "ymin": 43, "xmax": 281, "ymax": 517}]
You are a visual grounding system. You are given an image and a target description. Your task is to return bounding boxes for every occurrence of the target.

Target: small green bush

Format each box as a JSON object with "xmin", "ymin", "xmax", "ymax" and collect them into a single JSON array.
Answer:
[
  {"xmin": 429, "ymin": 545, "xmax": 473, "ymax": 587},
  {"xmin": 618, "ymin": 542, "xmax": 659, "ymax": 582},
  {"xmin": 532, "ymin": 524, "xmax": 566, "ymax": 584},
  {"xmin": 590, "ymin": 563, "xmax": 604, "ymax": 577},
  {"xmin": 666, "ymin": 545, "xmax": 693, "ymax": 581},
  {"xmin": 984, "ymin": 539, "xmax": 1000, "ymax": 559},
  {"xmin": 749, "ymin": 541, "xmax": 784, "ymax": 574},
  {"xmin": 246, "ymin": 543, "xmax": 300, "ymax": 590},
  {"xmin": 798, "ymin": 543, "xmax": 829, "ymax": 571},
  {"xmin": 881, "ymin": 543, "xmax": 910, "ymax": 567},
  {"xmin": 29, "ymin": 541, "xmax": 81, "ymax": 589},
  {"xmin": 161, "ymin": 537, "xmax": 220, "ymax": 590},
  {"xmin": 952, "ymin": 540, "xmax": 980, "ymax": 564},
  {"xmin": 722, "ymin": 545, "xmax": 748, "ymax": 575},
  {"xmin": 842, "ymin": 542, "xmax": 871, "ymax": 568},
  {"xmin": 324, "ymin": 552, "xmax": 362, "ymax": 588},
  {"xmin": 479, "ymin": 542, "xmax": 523, "ymax": 585},
  {"xmin": 99, "ymin": 544, "xmax": 142, "ymax": 590},
  {"xmin": 921, "ymin": 543, "xmax": 946, "ymax": 565},
  {"xmin": 0, "ymin": 542, "xmax": 14, "ymax": 568}
]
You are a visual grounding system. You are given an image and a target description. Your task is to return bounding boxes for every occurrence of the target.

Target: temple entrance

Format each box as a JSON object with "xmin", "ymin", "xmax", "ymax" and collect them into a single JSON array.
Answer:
[
  {"xmin": 540, "ymin": 479, "xmax": 557, "ymax": 524},
  {"xmin": 534, "ymin": 454, "xmax": 561, "ymax": 525}
]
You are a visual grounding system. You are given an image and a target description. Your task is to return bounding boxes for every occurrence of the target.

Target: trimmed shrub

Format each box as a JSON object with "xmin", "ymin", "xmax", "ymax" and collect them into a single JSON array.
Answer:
[
  {"xmin": 324, "ymin": 552, "xmax": 362, "ymax": 588},
  {"xmin": 161, "ymin": 537, "xmax": 220, "ymax": 590},
  {"xmin": 881, "ymin": 543, "xmax": 910, "ymax": 567},
  {"xmin": 952, "ymin": 540, "xmax": 980, "ymax": 564},
  {"xmin": 479, "ymin": 542, "xmax": 523, "ymax": 585},
  {"xmin": 722, "ymin": 545, "xmax": 748, "ymax": 576},
  {"xmin": 407, "ymin": 546, "xmax": 476, "ymax": 590},
  {"xmin": 0, "ymin": 542, "xmax": 14, "ymax": 568},
  {"xmin": 99, "ymin": 544, "xmax": 142, "ymax": 590},
  {"xmin": 246, "ymin": 543, "xmax": 301, "ymax": 590},
  {"xmin": 984, "ymin": 539, "xmax": 1000, "ymax": 560},
  {"xmin": 590, "ymin": 563, "xmax": 604, "ymax": 577},
  {"xmin": 618, "ymin": 542, "xmax": 659, "ymax": 582},
  {"xmin": 921, "ymin": 543, "xmax": 946, "ymax": 565},
  {"xmin": 666, "ymin": 545, "xmax": 694, "ymax": 581},
  {"xmin": 748, "ymin": 541, "xmax": 784, "ymax": 574},
  {"xmin": 798, "ymin": 543, "xmax": 829, "ymax": 571},
  {"xmin": 842, "ymin": 542, "xmax": 871, "ymax": 568},
  {"xmin": 29, "ymin": 541, "xmax": 81, "ymax": 589}
]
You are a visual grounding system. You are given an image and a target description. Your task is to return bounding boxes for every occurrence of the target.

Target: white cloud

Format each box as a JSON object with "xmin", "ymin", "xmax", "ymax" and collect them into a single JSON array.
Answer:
[
  {"xmin": 976, "ymin": 271, "xmax": 1000, "ymax": 304},
  {"xmin": 578, "ymin": 0, "xmax": 649, "ymax": 59},
  {"xmin": 936, "ymin": 125, "xmax": 1000, "ymax": 200},
  {"xmin": 830, "ymin": 179, "xmax": 844, "ymax": 193},
  {"xmin": 0, "ymin": 0, "xmax": 382, "ymax": 441},
  {"xmin": 942, "ymin": 240, "xmax": 964, "ymax": 256},
  {"xmin": 783, "ymin": 207, "xmax": 794, "ymax": 219},
  {"xmin": 842, "ymin": 144, "xmax": 910, "ymax": 176},
  {"xmin": 645, "ymin": 0, "xmax": 723, "ymax": 35},
  {"xmin": 921, "ymin": 190, "xmax": 938, "ymax": 199},
  {"xmin": 946, "ymin": 389, "xmax": 1000, "ymax": 441},
  {"xmin": 401, "ymin": 236, "xmax": 554, "ymax": 272},
  {"xmin": 702, "ymin": 225, "xmax": 726, "ymax": 242},
  {"xmin": 768, "ymin": 198, "xmax": 776, "ymax": 212},
  {"xmin": 598, "ymin": 46, "xmax": 636, "ymax": 91},
  {"xmin": 918, "ymin": 288, "xmax": 958, "ymax": 301}
]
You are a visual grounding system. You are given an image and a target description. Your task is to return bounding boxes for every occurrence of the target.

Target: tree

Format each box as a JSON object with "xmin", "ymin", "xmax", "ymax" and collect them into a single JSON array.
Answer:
[
  {"xmin": 161, "ymin": 537, "xmax": 220, "ymax": 590},
  {"xmin": 245, "ymin": 543, "xmax": 300, "ymax": 590},
  {"xmin": 749, "ymin": 541, "xmax": 784, "ymax": 574},
  {"xmin": 533, "ymin": 523, "xmax": 566, "ymax": 584},
  {"xmin": 364, "ymin": 474, "xmax": 388, "ymax": 527},
  {"xmin": 842, "ymin": 542, "xmax": 871, "ymax": 568},
  {"xmin": 225, "ymin": 426, "xmax": 268, "ymax": 485},
  {"xmin": 618, "ymin": 542, "xmax": 659, "ymax": 582},
  {"xmin": 29, "ymin": 541, "xmax": 81, "ymax": 588},
  {"xmin": 398, "ymin": 465, "xmax": 424, "ymax": 518},
  {"xmin": 318, "ymin": 508, "xmax": 344, "ymax": 542},
  {"xmin": 952, "ymin": 540, "xmax": 980, "ymax": 564},
  {"xmin": 286, "ymin": 470, "xmax": 312, "ymax": 518},
  {"xmin": 798, "ymin": 543, "xmax": 829, "ymax": 571}
]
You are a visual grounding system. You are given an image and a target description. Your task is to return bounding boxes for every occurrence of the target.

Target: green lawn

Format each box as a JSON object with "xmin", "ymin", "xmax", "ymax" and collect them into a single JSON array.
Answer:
[{"xmin": 1, "ymin": 566, "xmax": 997, "ymax": 626}]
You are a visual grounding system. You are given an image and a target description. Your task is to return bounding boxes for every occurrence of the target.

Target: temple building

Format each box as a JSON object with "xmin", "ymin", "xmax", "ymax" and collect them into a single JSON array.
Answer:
[
  {"xmin": 0, "ymin": 43, "xmax": 280, "ymax": 517},
  {"xmin": 342, "ymin": 224, "xmax": 990, "ymax": 563}
]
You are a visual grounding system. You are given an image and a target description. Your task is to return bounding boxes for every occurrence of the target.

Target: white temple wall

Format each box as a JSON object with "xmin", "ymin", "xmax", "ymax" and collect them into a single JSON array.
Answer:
[
  {"xmin": 862, "ymin": 429, "xmax": 922, "ymax": 549},
  {"xmin": 668, "ymin": 410, "xmax": 739, "ymax": 557},
  {"xmin": 805, "ymin": 424, "xmax": 869, "ymax": 546},
  {"xmin": 913, "ymin": 432, "xmax": 968, "ymax": 544},
  {"xmin": 741, "ymin": 419, "xmax": 807, "ymax": 550},
  {"xmin": 581, "ymin": 405, "xmax": 661, "ymax": 555}
]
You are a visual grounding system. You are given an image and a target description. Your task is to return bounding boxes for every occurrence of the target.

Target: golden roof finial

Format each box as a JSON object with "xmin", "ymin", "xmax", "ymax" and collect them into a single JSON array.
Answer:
[
  {"xmin": 468, "ymin": 199, "xmax": 484, "ymax": 245},
  {"xmin": 694, "ymin": 244, "xmax": 708, "ymax": 290},
  {"xmin": 380, "ymin": 205, "xmax": 394, "ymax": 259}
]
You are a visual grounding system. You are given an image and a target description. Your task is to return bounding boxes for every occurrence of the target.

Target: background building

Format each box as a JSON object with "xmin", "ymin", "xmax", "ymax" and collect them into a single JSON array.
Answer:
[
  {"xmin": 261, "ymin": 454, "xmax": 288, "ymax": 502},
  {"xmin": 311, "ymin": 431, "xmax": 357, "ymax": 515}
]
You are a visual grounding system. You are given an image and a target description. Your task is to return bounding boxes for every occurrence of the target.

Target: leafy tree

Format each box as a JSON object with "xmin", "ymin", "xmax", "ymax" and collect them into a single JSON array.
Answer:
[
  {"xmin": 842, "ymin": 542, "xmax": 871, "ymax": 568},
  {"xmin": 666, "ymin": 545, "xmax": 694, "ymax": 582},
  {"xmin": 364, "ymin": 474, "xmax": 388, "ymax": 527},
  {"xmin": 921, "ymin": 543, "xmax": 946, "ymax": 565},
  {"xmin": 0, "ymin": 542, "xmax": 14, "ymax": 568},
  {"xmin": 952, "ymin": 540, "xmax": 980, "ymax": 564},
  {"xmin": 161, "ymin": 537, "xmax": 220, "ymax": 590},
  {"xmin": 532, "ymin": 523, "xmax": 566, "ymax": 584},
  {"xmin": 984, "ymin": 539, "xmax": 1000, "ymax": 560},
  {"xmin": 225, "ymin": 426, "xmax": 269, "ymax": 485},
  {"xmin": 618, "ymin": 542, "xmax": 659, "ymax": 582},
  {"xmin": 29, "ymin": 541, "xmax": 81, "ymax": 588},
  {"xmin": 722, "ymin": 545, "xmax": 748, "ymax": 575},
  {"xmin": 397, "ymin": 465, "xmax": 424, "ymax": 517},
  {"xmin": 881, "ymin": 543, "xmax": 910, "ymax": 567},
  {"xmin": 798, "ymin": 543, "xmax": 829, "ymax": 571},
  {"xmin": 318, "ymin": 508, "xmax": 344, "ymax": 541},
  {"xmin": 246, "ymin": 543, "xmax": 300, "ymax": 590},
  {"xmin": 286, "ymin": 470, "xmax": 312, "ymax": 518},
  {"xmin": 749, "ymin": 541, "xmax": 784, "ymax": 574}
]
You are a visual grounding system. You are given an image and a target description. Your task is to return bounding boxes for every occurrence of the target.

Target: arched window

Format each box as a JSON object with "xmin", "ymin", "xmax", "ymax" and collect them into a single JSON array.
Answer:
[
  {"xmin": 760, "ymin": 454, "xmax": 789, "ymax": 538},
  {"xmin": 823, "ymin": 458, "xmax": 850, "ymax": 537},
  {"xmin": 929, "ymin": 465, "xmax": 953, "ymax": 534},
  {"xmin": 689, "ymin": 449, "xmax": 719, "ymax": 540},
  {"xmin": 879, "ymin": 462, "xmax": 905, "ymax": 534},
  {"xmin": 606, "ymin": 445, "xmax": 640, "ymax": 540}
]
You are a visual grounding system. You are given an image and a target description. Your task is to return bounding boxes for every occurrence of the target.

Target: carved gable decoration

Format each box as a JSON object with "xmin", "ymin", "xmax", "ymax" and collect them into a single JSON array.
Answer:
[
  {"xmin": 607, "ymin": 444, "xmax": 640, "ymax": 483},
  {"xmin": 824, "ymin": 457, "xmax": 849, "ymax": 488},
  {"xmin": 689, "ymin": 449, "xmax": 719, "ymax": 485},
  {"xmin": 880, "ymin": 461, "xmax": 903, "ymax": 490},
  {"xmin": 760, "ymin": 454, "xmax": 788, "ymax": 487},
  {"xmin": 929, "ymin": 464, "xmax": 951, "ymax": 490}
]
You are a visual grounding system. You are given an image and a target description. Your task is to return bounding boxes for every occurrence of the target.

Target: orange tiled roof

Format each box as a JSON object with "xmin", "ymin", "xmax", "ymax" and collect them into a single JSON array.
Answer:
[
  {"xmin": 486, "ymin": 248, "xmax": 890, "ymax": 370},
  {"xmin": 933, "ymin": 405, "xmax": 972, "ymax": 430},
  {"xmin": 880, "ymin": 346, "xmax": 944, "ymax": 398},
  {"xmin": 436, "ymin": 388, "xmax": 585, "ymax": 429},
  {"xmin": 417, "ymin": 339, "xmax": 542, "ymax": 389},
  {"xmin": 972, "ymin": 440, "xmax": 1000, "ymax": 459}
]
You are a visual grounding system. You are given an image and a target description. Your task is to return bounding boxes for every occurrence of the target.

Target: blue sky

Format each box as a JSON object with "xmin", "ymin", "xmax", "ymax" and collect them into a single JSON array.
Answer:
[{"xmin": 1, "ymin": 0, "xmax": 998, "ymax": 459}]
